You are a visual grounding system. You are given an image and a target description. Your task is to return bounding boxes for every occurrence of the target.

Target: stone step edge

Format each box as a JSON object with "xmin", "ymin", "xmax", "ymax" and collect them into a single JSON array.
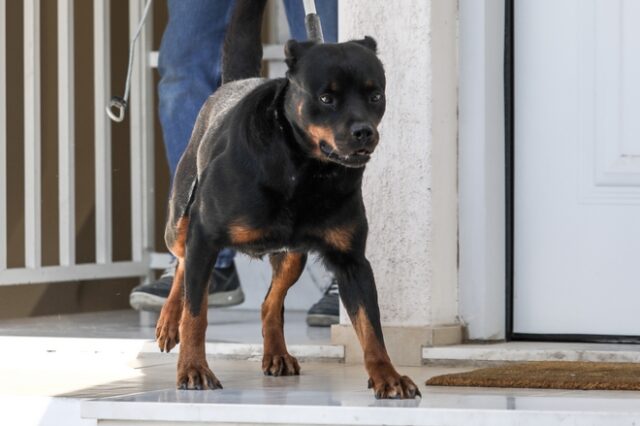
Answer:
[
  {"xmin": 0, "ymin": 335, "xmax": 344, "ymax": 361},
  {"xmin": 422, "ymin": 345, "xmax": 640, "ymax": 365},
  {"xmin": 81, "ymin": 398, "xmax": 640, "ymax": 426}
]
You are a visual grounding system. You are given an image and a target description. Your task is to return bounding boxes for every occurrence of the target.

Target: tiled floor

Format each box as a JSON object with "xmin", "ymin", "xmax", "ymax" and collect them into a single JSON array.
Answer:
[{"xmin": 2, "ymin": 310, "xmax": 640, "ymax": 425}]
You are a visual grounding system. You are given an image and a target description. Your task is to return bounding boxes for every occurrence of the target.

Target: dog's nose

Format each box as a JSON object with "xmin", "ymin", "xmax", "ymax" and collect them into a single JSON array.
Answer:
[{"xmin": 350, "ymin": 123, "xmax": 375, "ymax": 144}]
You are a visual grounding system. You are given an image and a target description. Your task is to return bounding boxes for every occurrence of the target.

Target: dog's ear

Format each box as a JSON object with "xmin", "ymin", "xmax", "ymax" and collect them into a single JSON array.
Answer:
[
  {"xmin": 284, "ymin": 40, "xmax": 315, "ymax": 70},
  {"xmin": 353, "ymin": 36, "xmax": 378, "ymax": 53}
]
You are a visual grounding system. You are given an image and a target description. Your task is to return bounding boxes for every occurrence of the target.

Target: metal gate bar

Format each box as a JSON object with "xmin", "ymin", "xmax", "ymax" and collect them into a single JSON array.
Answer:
[
  {"xmin": 24, "ymin": 0, "xmax": 41, "ymax": 269},
  {"xmin": 0, "ymin": 0, "xmax": 6, "ymax": 271},
  {"xmin": 58, "ymin": 0, "xmax": 75, "ymax": 267}
]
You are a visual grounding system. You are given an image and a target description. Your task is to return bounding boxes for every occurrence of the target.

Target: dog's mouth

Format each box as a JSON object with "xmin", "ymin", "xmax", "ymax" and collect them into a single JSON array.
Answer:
[{"xmin": 319, "ymin": 141, "xmax": 372, "ymax": 168}]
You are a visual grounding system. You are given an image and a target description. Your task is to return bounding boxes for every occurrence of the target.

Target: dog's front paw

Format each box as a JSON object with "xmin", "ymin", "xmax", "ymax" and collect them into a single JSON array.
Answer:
[
  {"xmin": 262, "ymin": 353, "xmax": 300, "ymax": 376},
  {"xmin": 177, "ymin": 361, "xmax": 222, "ymax": 390},
  {"xmin": 156, "ymin": 304, "xmax": 181, "ymax": 353},
  {"xmin": 368, "ymin": 371, "xmax": 421, "ymax": 399}
]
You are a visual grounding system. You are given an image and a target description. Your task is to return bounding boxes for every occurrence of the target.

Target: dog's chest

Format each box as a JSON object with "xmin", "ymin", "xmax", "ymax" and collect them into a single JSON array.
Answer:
[{"xmin": 237, "ymin": 187, "xmax": 352, "ymax": 256}]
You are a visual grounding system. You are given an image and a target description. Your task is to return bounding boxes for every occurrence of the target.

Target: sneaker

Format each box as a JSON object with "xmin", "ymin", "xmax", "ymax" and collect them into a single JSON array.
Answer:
[
  {"xmin": 208, "ymin": 261, "xmax": 245, "ymax": 307},
  {"xmin": 129, "ymin": 262, "xmax": 174, "ymax": 311},
  {"xmin": 306, "ymin": 278, "xmax": 340, "ymax": 327},
  {"xmin": 129, "ymin": 258, "xmax": 245, "ymax": 311}
]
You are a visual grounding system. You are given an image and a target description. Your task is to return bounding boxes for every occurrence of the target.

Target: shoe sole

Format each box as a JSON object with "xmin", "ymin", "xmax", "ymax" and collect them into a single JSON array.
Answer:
[
  {"xmin": 129, "ymin": 292, "xmax": 165, "ymax": 311},
  {"xmin": 130, "ymin": 287, "xmax": 246, "ymax": 312},
  {"xmin": 306, "ymin": 314, "xmax": 339, "ymax": 327},
  {"xmin": 208, "ymin": 286, "xmax": 245, "ymax": 307}
]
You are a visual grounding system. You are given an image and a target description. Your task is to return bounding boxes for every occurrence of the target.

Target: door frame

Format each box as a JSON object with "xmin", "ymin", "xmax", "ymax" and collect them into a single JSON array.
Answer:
[
  {"xmin": 459, "ymin": 0, "xmax": 640, "ymax": 343},
  {"xmin": 458, "ymin": 0, "xmax": 507, "ymax": 341},
  {"xmin": 503, "ymin": 0, "xmax": 640, "ymax": 344}
]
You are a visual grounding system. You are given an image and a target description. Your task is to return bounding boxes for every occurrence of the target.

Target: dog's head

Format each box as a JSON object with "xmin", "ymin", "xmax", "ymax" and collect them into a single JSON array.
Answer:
[{"xmin": 283, "ymin": 37, "xmax": 385, "ymax": 168}]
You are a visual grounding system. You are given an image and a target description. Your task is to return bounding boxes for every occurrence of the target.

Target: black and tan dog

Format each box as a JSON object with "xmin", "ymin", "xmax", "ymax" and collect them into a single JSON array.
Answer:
[{"xmin": 155, "ymin": 0, "xmax": 420, "ymax": 399}]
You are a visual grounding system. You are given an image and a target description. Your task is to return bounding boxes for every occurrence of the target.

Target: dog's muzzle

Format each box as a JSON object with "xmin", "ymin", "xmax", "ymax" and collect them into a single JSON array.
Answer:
[{"xmin": 319, "ymin": 140, "xmax": 374, "ymax": 168}]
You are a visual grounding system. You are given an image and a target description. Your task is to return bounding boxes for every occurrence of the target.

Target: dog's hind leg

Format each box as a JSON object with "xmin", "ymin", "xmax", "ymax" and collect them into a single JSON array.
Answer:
[
  {"xmin": 261, "ymin": 252, "xmax": 307, "ymax": 376},
  {"xmin": 176, "ymin": 218, "xmax": 222, "ymax": 390}
]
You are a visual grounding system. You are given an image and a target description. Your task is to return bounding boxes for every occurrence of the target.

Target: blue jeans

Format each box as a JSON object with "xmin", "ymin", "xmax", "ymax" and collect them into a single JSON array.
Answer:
[{"xmin": 158, "ymin": 0, "xmax": 337, "ymax": 268}]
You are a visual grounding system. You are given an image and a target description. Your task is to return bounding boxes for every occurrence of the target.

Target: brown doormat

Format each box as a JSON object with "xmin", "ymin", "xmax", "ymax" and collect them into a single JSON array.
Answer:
[{"xmin": 426, "ymin": 361, "xmax": 640, "ymax": 391}]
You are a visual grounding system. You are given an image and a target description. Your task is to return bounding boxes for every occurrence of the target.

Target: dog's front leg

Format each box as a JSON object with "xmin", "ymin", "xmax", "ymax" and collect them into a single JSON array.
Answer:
[
  {"xmin": 261, "ymin": 252, "xmax": 307, "ymax": 376},
  {"xmin": 176, "ymin": 221, "xmax": 222, "ymax": 390},
  {"xmin": 326, "ymin": 253, "xmax": 421, "ymax": 399}
]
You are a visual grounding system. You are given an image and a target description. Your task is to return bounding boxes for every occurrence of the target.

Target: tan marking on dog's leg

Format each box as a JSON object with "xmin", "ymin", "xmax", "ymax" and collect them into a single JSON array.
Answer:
[
  {"xmin": 176, "ymin": 292, "xmax": 221, "ymax": 390},
  {"xmin": 261, "ymin": 252, "xmax": 306, "ymax": 376},
  {"xmin": 156, "ymin": 258, "xmax": 184, "ymax": 352},
  {"xmin": 352, "ymin": 307, "xmax": 421, "ymax": 399}
]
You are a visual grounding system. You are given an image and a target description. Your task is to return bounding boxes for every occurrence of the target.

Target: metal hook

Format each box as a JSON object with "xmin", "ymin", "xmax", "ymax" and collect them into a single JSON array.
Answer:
[
  {"xmin": 106, "ymin": 0, "xmax": 154, "ymax": 123},
  {"xmin": 106, "ymin": 96, "xmax": 127, "ymax": 123}
]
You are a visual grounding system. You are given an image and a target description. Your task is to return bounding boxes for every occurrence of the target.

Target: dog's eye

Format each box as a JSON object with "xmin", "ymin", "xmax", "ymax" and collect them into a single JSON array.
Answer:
[
  {"xmin": 370, "ymin": 92, "xmax": 384, "ymax": 103},
  {"xmin": 319, "ymin": 94, "xmax": 334, "ymax": 104}
]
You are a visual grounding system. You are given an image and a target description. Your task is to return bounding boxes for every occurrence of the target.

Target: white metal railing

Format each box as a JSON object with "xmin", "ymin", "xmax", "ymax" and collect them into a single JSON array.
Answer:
[
  {"xmin": 0, "ymin": 0, "xmax": 289, "ymax": 288},
  {"xmin": 0, "ymin": 0, "xmax": 7, "ymax": 272},
  {"xmin": 59, "ymin": 0, "xmax": 75, "ymax": 267},
  {"xmin": 0, "ymin": 0, "xmax": 155, "ymax": 286}
]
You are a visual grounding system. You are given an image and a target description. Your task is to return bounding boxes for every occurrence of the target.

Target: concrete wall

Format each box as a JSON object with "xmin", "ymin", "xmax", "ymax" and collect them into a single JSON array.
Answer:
[
  {"xmin": 338, "ymin": 0, "xmax": 459, "ymax": 328},
  {"xmin": 334, "ymin": 1, "xmax": 461, "ymax": 364}
]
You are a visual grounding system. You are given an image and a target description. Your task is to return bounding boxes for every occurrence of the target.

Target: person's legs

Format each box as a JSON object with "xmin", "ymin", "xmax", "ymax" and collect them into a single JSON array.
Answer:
[
  {"xmin": 130, "ymin": 0, "xmax": 242, "ymax": 312},
  {"xmin": 159, "ymin": 0, "xmax": 238, "ymax": 270},
  {"xmin": 158, "ymin": 0, "xmax": 234, "ymax": 178}
]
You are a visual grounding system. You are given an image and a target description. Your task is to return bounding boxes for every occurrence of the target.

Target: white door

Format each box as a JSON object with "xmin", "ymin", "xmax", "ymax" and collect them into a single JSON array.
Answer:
[{"xmin": 514, "ymin": 0, "xmax": 640, "ymax": 336}]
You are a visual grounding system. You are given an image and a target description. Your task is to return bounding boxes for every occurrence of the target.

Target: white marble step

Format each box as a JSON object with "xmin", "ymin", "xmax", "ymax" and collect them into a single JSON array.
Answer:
[
  {"xmin": 82, "ymin": 385, "xmax": 640, "ymax": 426},
  {"xmin": 82, "ymin": 390, "xmax": 640, "ymax": 426},
  {"xmin": 423, "ymin": 341, "xmax": 640, "ymax": 365}
]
